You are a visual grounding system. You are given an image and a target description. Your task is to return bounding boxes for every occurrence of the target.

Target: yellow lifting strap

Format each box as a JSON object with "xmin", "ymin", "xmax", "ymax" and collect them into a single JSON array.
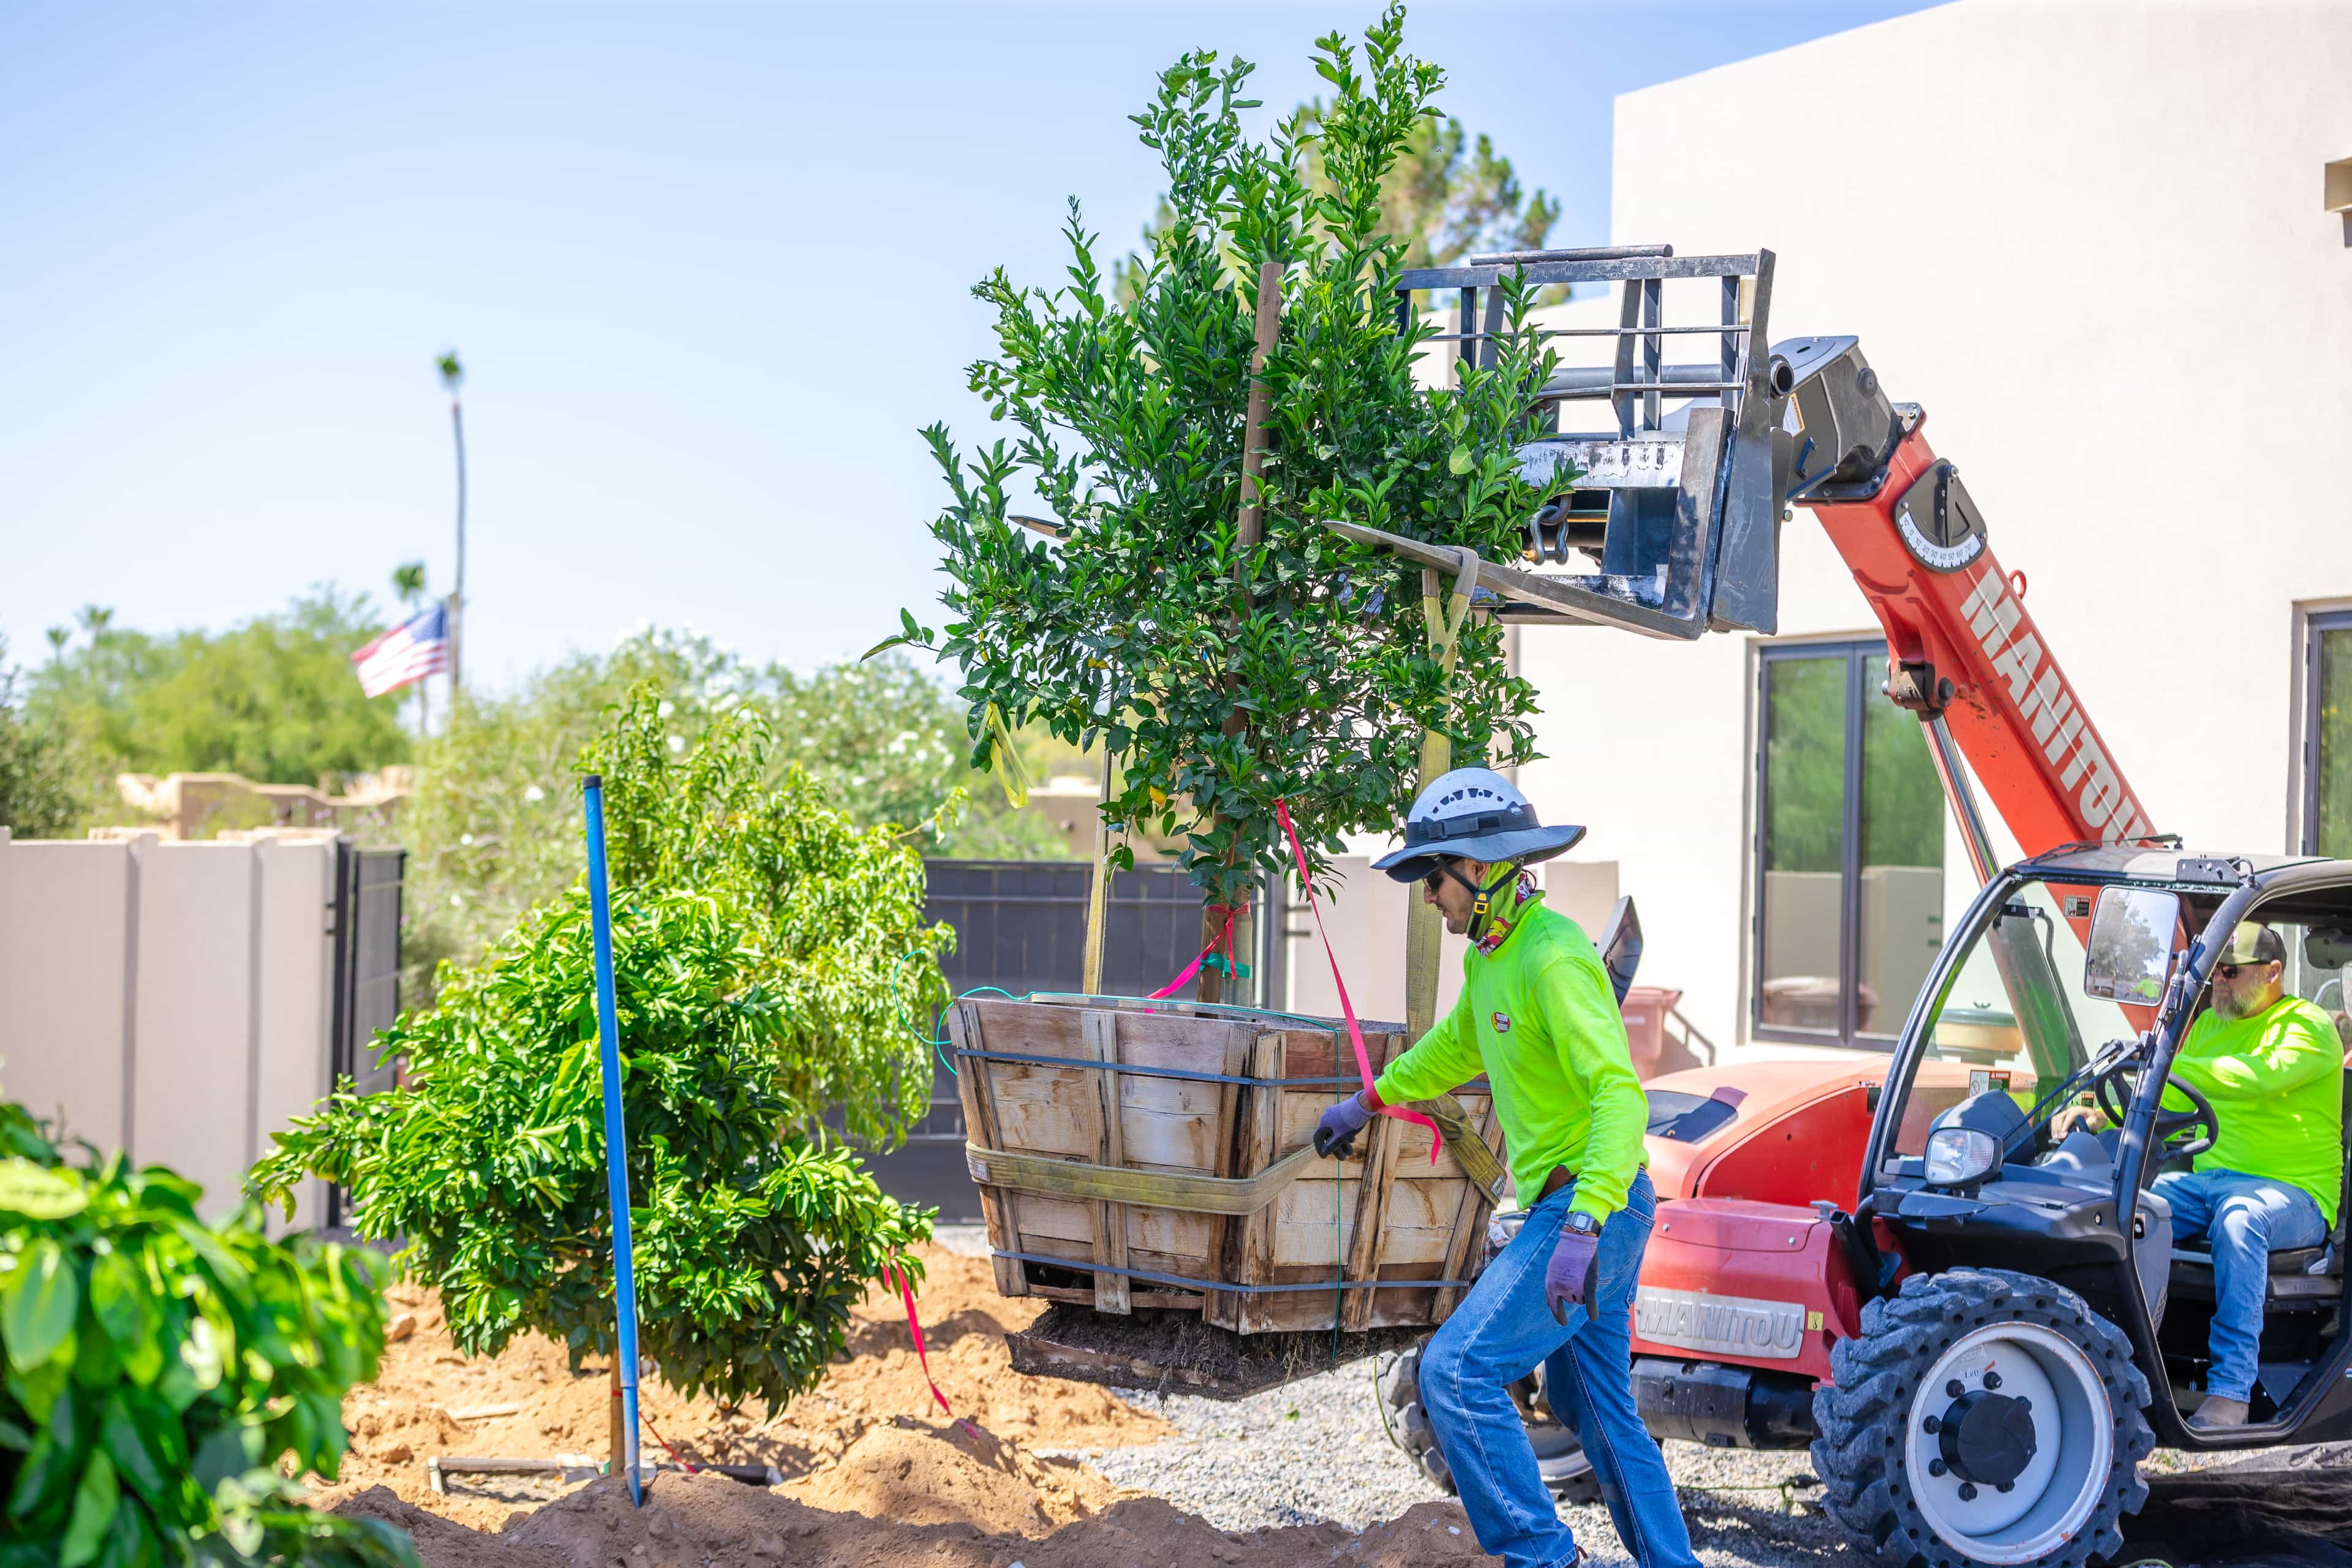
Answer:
[{"xmin": 964, "ymin": 1093, "xmax": 1510, "ymax": 1212}]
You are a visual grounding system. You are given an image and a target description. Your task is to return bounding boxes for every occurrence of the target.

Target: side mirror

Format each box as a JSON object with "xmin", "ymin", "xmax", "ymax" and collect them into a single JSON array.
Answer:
[
  {"xmin": 2083, "ymin": 886, "xmax": 2180, "ymax": 1003},
  {"xmin": 1596, "ymin": 895, "xmax": 1643, "ymax": 1006}
]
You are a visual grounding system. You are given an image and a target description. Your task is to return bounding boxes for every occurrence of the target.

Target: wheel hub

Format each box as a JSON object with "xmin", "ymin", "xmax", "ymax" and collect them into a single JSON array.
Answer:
[{"xmin": 1937, "ymin": 1389, "xmax": 2038, "ymax": 1488}]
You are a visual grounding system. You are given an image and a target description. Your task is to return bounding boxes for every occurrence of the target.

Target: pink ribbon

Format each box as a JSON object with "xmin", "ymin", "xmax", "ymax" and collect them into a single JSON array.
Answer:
[
  {"xmin": 884, "ymin": 1258, "xmax": 979, "ymax": 1439},
  {"xmin": 1275, "ymin": 799, "xmax": 1441, "ymax": 1162}
]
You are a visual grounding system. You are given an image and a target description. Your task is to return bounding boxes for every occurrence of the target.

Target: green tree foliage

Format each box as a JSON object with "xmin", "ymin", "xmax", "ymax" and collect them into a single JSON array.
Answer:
[
  {"xmin": 399, "ymin": 630, "xmax": 1069, "ymax": 1005},
  {"xmin": 255, "ymin": 690, "xmax": 938, "ymax": 1412},
  {"xmin": 29, "ymin": 590, "xmax": 411, "ymax": 788},
  {"xmin": 0, "ymin": 639, "xmax": 89, "ymax": 838},
  {"xmin": 0, "ymin": 1099, "xmax": 418, "ymax": 1567},
  {"xmin": 919, "ymin": 8, "xmax": 1551, "ymax": 910},
  {"xmin": 1118, "ymin": 89, "xmax": 1559, "ymax": 297}
]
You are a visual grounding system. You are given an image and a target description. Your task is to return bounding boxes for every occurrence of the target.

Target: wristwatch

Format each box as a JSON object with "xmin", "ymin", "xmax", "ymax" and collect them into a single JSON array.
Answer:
[{"xmin": 1564, "ymin": 1210, "xmax": 1599, "ymax": 1238}]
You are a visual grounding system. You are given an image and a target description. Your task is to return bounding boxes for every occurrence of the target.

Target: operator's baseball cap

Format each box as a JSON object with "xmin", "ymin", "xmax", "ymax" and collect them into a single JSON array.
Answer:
[{"xmin": 2217, "ymin": 921, "xmax": 2287, "ymax": 966}]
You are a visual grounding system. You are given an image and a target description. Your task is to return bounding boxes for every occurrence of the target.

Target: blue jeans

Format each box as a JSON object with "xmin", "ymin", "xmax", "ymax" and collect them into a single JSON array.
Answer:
[
  {"xmin": 1418, "ymin": 1170, "xmax": 1695, "ymax": 1568},
  {"xmin": 2153, "ymin": 1166, "xmax": 2329, "ymax": 1403}
]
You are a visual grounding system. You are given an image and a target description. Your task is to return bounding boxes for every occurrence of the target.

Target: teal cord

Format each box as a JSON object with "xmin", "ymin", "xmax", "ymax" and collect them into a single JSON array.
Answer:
[{"xmin": 890, "ymin": 951, "xmax": 1023, "ymax": 1077}]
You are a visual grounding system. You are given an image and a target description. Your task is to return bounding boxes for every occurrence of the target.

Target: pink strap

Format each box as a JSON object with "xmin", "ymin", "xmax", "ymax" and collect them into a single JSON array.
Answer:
[
  {"xmin": 1275, "ymin": 799, "xmax": 1441, "ymax": 1162},
  {"xmin": 886, "ymin": 1259, "xmax": 979, "ymax": 1438},
  {"xmin": 1150, "ymin": 902, "xmax": 1246, "ymax": 1000}
]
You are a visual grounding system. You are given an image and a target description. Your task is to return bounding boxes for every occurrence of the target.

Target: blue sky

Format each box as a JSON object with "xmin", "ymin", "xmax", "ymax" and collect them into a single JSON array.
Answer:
[{"xmin": 0, "ymin": 1, "xmax": 1937, "ymax": 692}]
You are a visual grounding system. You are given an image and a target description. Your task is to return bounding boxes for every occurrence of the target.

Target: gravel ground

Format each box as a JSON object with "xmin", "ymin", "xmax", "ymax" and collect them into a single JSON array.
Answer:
[
  {"xmin": 938, "ymin": 1225, "xmax": 1850, "ymax": 1564},
  {"xmin": 1082, "ymin": 1349, "xmax": 1849, "ymax": 1567}
]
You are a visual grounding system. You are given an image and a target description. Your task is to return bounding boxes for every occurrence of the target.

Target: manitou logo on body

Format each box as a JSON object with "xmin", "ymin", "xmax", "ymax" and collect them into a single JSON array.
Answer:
[
  {"xmin": 1959, "ymin": 570, "xmax": 2155, "ymax": 843},
  {"xmin": 1634, "ymin": 1286, "xmax": 1806, "ymax": 1360}
]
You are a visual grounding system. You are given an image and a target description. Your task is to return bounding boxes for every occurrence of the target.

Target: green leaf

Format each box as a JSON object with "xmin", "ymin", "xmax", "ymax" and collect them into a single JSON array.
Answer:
[
  {"xmin": 0, "ymin": 1160, "xmax": 85, "ymax": 1221},
  {"xmin": 1, "ymin": 1239, "xmax": 80, "ymax": 1374},
  {"xmin": 99, "ymin": 1393, "xmax": 168, "ymax": 1504},
  {"xmin": 1447, "ymin": 445, "xmax": 1473, "ymax": 476},
  {"xmin": 59, "ymin": 1449, "xmax": 116, "ymax": 1568}
]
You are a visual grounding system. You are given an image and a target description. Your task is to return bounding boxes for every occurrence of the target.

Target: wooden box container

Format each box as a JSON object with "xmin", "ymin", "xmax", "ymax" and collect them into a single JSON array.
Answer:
[{"xmin": 951, "ymin": 993, "xmax": 1509, "ymax": 1334}]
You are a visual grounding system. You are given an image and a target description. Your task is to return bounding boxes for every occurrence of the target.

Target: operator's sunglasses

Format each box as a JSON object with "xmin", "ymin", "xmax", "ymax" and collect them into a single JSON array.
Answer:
[{"xmin": 2215, "ymin": 962, "xmax": 2272, "ymax": 979}]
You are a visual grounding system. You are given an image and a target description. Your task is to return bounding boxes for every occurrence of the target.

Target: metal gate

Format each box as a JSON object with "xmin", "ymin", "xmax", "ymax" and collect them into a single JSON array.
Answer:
[
  {"xmin": 860, "ymin": 861, "xmax": 1277, "ymax": 1222},
  {"xmin": 325, "ymin": 842, "xmax": 404, "ymax": 1226}
]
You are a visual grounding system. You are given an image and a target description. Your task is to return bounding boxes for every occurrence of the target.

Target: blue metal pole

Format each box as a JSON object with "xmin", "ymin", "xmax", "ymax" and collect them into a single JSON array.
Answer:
[{"xmin": 581, "ymin": 775, "xmax": 643, "ymax": 1507}]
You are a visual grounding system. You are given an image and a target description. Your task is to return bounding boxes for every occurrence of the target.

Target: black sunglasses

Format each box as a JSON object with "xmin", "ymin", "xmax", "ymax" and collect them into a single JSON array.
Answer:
[{"xmin": 2215, "ymin": 962, "xmax": 2274, "ymax": 980}]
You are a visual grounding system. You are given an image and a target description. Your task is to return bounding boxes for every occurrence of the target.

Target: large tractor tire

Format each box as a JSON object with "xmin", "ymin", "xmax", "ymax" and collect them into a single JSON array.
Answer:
[
  {"xmin": 1381, "ymin": 1342, "xmax": 1600, "ymax": 1504},
  {"xmin": 1812, "ymin": 1268, "xmax": 2154, "ymax": 1568}
]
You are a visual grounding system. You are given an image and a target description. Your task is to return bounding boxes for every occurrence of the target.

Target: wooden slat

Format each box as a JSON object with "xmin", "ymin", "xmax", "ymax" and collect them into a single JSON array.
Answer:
[
  {"xmin": 1222, "ymin": 1031, "xmax": 1284, "ymax": 1333},
  {"xmin": 1433, "ymin": 1095, "xmax": 1505, "ymax": 1319},
  {"xmin": 1200, "ymin": 1021, "xmax": 1248, "ymax": 1329},
  {"xmin": 1340, "ymin": 1031, "xmax": 1403, "ymax": 1333},
  {"xmin": 1085, "ymin": 1009, "xmax": 1130, "ymax": 1314},
  {"xmin": 952, "ymin": 1001, "xmax": 1025, "ymax": 1299}
]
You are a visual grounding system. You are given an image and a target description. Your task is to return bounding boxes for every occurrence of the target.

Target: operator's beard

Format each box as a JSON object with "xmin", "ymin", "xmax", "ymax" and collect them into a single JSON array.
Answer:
[{"xmin": 2214, "ymin": 986, "xmax": 2263, "ymax": 1021}]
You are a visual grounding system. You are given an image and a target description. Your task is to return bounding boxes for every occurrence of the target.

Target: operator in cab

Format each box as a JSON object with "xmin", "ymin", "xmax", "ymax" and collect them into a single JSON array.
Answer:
[
  {"xmin": 1310, "ymin": 769, "xmax": 1694, "ymax": 1568},
  {"xmin": 2158, "ymin": 921, "xmax": 2345, "ymax": 1430}
]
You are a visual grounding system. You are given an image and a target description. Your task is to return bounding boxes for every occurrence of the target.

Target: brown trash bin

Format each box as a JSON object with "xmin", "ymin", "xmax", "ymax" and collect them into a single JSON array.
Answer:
[{"xmin": 1619, "ymin": 986, "xmax": 1683, "ymax": 1080}]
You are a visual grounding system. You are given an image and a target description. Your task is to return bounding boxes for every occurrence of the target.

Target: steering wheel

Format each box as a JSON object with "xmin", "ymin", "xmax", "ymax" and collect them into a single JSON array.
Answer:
[{"xmin": 2094, "ymin": 1055, "xmax": 2218, "ymax": 1162}]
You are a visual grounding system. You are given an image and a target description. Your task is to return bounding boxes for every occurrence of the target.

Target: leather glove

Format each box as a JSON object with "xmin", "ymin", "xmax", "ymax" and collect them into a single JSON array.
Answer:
[
  {"xmin": 1547, "ymin": 1223, "xmax": 1602, "ymax": 1325},
  {"xmin": 1313, "ymin": 1093, "xmax": 1375, "ymax": 1158}
]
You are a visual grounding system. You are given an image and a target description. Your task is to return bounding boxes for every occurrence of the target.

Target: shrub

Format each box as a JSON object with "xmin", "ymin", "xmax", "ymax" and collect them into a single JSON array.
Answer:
[
  {"xmin": 255, "ymin": 691, "xmax": 942, "ymax": 1413},
  {"xmin": 0, "ymin": 1101, "xmax": 415, "ymax": 1567}
]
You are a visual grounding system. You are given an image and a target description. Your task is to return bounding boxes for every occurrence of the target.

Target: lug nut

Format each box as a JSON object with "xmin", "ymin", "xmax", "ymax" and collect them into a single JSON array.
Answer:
[
  {"xmin": 1996, "ymin": 1482, "xmax": 2014, "ymax": 1494},
  {"xmin": 1959, "ymin": 1483, "xmax": 1979, "ymax": 1502},
  {"xmin": 2016, "ymin": 1397, "xmax": 2030, "ymax": 1412},
  {"xmin": 1928, "ymin": 1459, "xmax": 1947, "ymax": 1477},
  {"xmin": 1923, "ymin": 1416, "xmax": 1941, "ymax": 1434},
  {"xmin": 1984, "ymin": 1371, "xmax": 2003, "ymax": 1390},
  {"xmin": 1947, "ymin": 1379, "xmax": 1966, "ymax": 1398}
]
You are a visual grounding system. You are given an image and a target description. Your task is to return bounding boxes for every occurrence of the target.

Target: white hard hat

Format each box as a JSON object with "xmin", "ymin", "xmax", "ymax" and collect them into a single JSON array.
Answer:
[{"xmin": 1370, "ymin": 767, "xmax": 1586, "ymax": 883}]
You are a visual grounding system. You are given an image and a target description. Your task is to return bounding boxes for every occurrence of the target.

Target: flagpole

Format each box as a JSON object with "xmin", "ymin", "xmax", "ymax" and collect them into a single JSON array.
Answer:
[{"xmin": 438, "ymin": 350, "xmax": 467, "ymax": 704}]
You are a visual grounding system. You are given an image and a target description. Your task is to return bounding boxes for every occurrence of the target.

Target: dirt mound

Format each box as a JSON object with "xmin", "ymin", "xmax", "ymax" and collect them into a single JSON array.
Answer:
[
  {"xmin": 778, "ymin": 1416, "xmax": 1129, "ymax": 1536},
  {"xmin": 323, "ymin": 1485, "xmax": 564, "ymax": 1568},
  {"xmin": 327, "ymin": 1242, "xmax": 1166, "ymax": 1528},
  {"xmin": 345, "ymin": 1471, "xmax": 1494, "ymax": 1568}
]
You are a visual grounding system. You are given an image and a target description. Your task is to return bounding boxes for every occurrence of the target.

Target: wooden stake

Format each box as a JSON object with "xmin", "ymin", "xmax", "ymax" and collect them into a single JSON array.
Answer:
[
  {"xmin": 1204, "ymin": 260, "xmax": 1286, "ymax": 1006},
  {"xmin": 1404, "ymin": 562, "xmax": 1482, "ymax": 1039},
  {"xmin": 608, "ymin": 1357, "xmax": 625, "ymax": 1479},
  {"xmin": 1082, "ymin": 748, "xmax": 1115, "ymax": 996}
]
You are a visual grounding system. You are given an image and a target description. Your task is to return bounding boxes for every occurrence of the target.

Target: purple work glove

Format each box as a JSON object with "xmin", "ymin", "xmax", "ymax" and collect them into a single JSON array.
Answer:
[
  {"xmin": 1547, "ymin": 1224, "xmax": 1602, "ymax": 1325},
  {"xmin": 1314, "ymin": 1093, "xmax": 1376, "ymax": 1158}
]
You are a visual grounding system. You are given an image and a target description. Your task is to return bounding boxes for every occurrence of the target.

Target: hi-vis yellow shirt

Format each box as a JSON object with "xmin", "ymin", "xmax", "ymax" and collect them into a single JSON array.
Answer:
[
  {"xmin": 1373, "ymin": 891, "xmax": 1648, "ymax": 1224},
  {"xmin": 2163, "ymin": 994, "xmax": 2345, "ymax": 1227}
]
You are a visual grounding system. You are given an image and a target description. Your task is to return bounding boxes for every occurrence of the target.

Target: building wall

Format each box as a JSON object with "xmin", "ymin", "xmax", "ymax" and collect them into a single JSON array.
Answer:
[
  {"xmin": 1517, "ymin": 0, "xmax": 2352, "ymax": 1058},
  {"xmin": 0, "ymin": 827, "xmax": 337, "ymax": 1224}
]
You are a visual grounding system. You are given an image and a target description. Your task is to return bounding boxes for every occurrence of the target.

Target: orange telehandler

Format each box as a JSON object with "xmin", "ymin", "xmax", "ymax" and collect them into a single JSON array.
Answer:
[{"xmin": 1346, "ymin": 245, "xmax": 2352, "ymax": 1568}]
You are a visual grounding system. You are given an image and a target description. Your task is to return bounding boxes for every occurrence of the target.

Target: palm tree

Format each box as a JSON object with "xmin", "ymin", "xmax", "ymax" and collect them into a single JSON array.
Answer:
[
  {"xmin": 437, "ymin": 351, "xmax": 466, "ymax": 701},
  {"xmin": 393, "ymin": 560, "xmax": 429, "ymax": 735}
]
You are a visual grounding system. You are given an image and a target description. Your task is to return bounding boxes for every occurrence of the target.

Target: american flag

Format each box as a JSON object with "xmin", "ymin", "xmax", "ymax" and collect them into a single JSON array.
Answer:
[{"xmin": 351, "ymin": 602, "xmax": 450, "ymax": 698}]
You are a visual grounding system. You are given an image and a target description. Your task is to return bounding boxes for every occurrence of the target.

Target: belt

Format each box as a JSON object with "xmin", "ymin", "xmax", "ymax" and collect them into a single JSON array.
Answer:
[{"xmin": 1540, "ymin": 1164, "xmax": 1574, "ymax": 1202}]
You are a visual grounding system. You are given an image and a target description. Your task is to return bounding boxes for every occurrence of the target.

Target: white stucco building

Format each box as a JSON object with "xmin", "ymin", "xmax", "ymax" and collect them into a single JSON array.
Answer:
[{"xmin": 1498, "ymin": 1, "xmax": 2352, "ymax": 1062}]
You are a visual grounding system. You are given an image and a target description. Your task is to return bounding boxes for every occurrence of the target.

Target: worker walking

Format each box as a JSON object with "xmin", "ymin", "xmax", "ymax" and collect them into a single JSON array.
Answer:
[{"xmin": 1314, "ymin": 769, "xmax": 1695, "ymax": 1568}]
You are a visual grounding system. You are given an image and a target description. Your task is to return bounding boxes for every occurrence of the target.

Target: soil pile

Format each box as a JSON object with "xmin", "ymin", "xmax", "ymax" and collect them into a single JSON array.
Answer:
[
  {"xmin": 318, "ymin": 1243, "xmax": 1166, "ymax": 1528},
  {"xmin": 777, "ymin": 1416, "xmax": 1126, "ymax": 1536},
  {"xmin": 340, "ymin": 1470, "xmax": 1499, "ymax": 1568}
]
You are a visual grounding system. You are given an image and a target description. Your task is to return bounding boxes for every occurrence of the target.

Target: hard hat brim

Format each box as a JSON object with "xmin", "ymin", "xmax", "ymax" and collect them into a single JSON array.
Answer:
[{"xmin": 1370, "ymin": 823, "xmax": 1586, "ymax": 883}]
